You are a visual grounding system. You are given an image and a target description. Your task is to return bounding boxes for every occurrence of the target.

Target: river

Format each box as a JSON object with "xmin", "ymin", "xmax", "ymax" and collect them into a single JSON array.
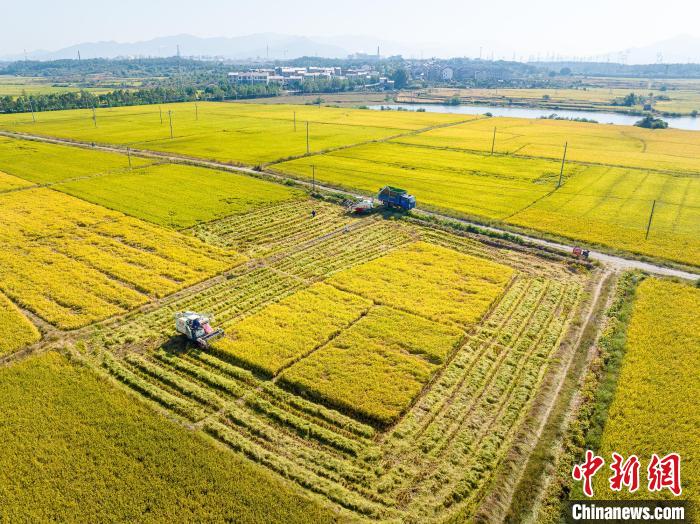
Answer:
[{"xmin": 369, "ymin": 103, "xmax": 700, "ymax": 131}]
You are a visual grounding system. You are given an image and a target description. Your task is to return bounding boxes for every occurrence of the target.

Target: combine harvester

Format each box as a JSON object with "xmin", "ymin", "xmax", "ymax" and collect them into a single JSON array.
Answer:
[{"xmin": 175, "ymin": 312, "xmax": 224, "ymax": 348}]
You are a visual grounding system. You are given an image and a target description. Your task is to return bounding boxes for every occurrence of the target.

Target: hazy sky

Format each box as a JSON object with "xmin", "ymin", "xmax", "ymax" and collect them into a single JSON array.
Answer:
[{"xmin": 3, "ymin": 0, "xmax": 700, "ymax": 57}]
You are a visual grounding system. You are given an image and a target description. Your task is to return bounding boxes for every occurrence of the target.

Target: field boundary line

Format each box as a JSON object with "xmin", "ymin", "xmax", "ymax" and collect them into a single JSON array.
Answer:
[
  {"xmin": 262, "ymin": 117, "xmax": 477, "ymax": 167},
  {"xmin": 271, "ymin": 304, "xmax": 374, "ymax": 380}
]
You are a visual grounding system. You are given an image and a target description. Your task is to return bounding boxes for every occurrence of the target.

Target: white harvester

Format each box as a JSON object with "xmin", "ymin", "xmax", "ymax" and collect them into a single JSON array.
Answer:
[{"xmin": 174, "ymin": 311, "xmax": 224, "ymax": 348}]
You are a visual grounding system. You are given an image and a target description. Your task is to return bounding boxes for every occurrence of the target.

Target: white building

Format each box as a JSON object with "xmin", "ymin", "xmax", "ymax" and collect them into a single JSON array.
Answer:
[{"xmin": 441, "ymin": 67, "xmax": 454, "ymax": 81}]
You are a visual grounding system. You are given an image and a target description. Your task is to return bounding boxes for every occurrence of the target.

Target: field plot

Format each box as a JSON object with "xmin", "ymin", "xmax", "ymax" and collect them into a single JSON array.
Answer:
[
  {"xmin": 0, "ymin": 76, "xmax": 111, "ymax": 97},
  {"xmin": 56, "ymin": 162, "xmax": 303, "ymax": 228},
  {"xmin": 0, "ymin": 136, "xmax": 151, "ymax": 184},
  {"xmin": 509, "ymin": 166, "xmax": 700, "ymax": 266},
  {"xmin": 274, "ymin": 141, "xmax": 581, "ymax": 220},
  {"xmin": 0, "ymin": 292, "xmax": 40, "ymax": 357},
  {"xmin": 0, "ymin": 188, "xmax": 241, "ymax": 328},
  {"xmin": 0, "ymin": 101, "xmax": 468, "ymax": 165},
  {"xmin": 591, "ymin": 278, "xmax": 699, "ymax": 503},
  {"xmin": 86, "ymin": 216, "xmax": 586, "ymax": 521},
  {"xmin": 397, "ymin": 116, "xmax": 700, "ymax": 174},
  {"xmin": 190, "ymin": 199, "xmax": 356, "ymax": 257},
  {"xmin": 213, "ymin": 283, "xmax": 372, "ymax": 376},
  {"xmin": 280, "ymin": 306, "xmax": 464, "ymax": 425},
  {"xmin": 0, "ymin": 351, "xmax": 336, "ymax": 522},
  {"xmin": 327, "ymin": 241, "xmax": 514, "ymax": 326}
]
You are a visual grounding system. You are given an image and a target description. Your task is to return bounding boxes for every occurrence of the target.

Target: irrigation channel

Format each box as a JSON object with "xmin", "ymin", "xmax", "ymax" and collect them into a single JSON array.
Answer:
[
  {"xmin": 370, "ymin": 103, "xmax": 700, "ymax": 130},
  {"xmin": 1, "ymin": 129, "xmax": 697, "ymax": 282}
]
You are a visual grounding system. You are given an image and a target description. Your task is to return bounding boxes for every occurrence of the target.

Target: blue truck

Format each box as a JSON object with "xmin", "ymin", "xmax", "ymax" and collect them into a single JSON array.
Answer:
[{"xmin": 377, "ymin": 186, "xmax": 416, "ymax": 211}]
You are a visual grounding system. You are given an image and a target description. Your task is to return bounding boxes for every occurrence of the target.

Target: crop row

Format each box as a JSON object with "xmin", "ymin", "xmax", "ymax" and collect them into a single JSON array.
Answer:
[
  {"xmin": 97, "ymin": 267, "xmax": 584, "ymax": 521},
  {"xmin": 269, "ymin": 221, "xmax": 414, "ymax": 279},
  {"xmin": 103, "ymin": 267, "xmax": 303, "ymax": 346},
  {"xmin": 99, "ymin": 349, "xmax": 391, "ymax": 515},
  {"xmin": 418, "ymin": 226, "xmax": 574, "ymax": 279},
  {"xmin": 191, "ymin": 200, "xmax": 355, "ymax": 257},
  {"xmin": 372, "ymin": 274, "xmax": 581, "ymax": 515}
]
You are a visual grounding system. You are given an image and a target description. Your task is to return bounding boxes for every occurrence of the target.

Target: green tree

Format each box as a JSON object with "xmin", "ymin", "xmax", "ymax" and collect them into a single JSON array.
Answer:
[
  {"xmin": 391, "ymin": 68, "xmax": 409, "ymax": 89},
  {"xmin": 634, "ymin": 115, "xmax": 668, "ymax": 129}
]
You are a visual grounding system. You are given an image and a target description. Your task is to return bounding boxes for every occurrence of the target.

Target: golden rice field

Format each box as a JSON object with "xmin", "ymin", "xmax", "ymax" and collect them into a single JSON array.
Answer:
[
  {"xmin": 70, "ymin": 210, "xmax": 587, "ymax": 521},
  {"xmin": 327, "ymin": 241, "xmax": 513, "ymax": 326},
  {"xmin": 0, "ymin": 351, "xmax": 336, "ymax": 522},
  {"xmin": 0, "ymin": 170, "xmax": 33, "ymax": 192},
  {"xmin": 0, "ymin": 102, "xmax": 468, "ymax": 165},
  {"xmin": 396, "ymin": 116, "xmax": 700, "ymax": 174},
  {"xmin": 0, "ymin": 188, "xmax": 242, "ymax": 328},
  {"xmin": 0, "ymin": 135, "xmax": 152, "ymax": 183},
  {"xmin": 591, "ymin": 278, "xmax": 699, "ymax": 504},
  {"xmin": 1, "ymin": 103, "xmax": 698, "ymax": 266},
  {"xmin": 214, "ymin": 283, "xmax": 372, "ymax": 377},
  {"xmin": 55, "ymin": 162, "xmax": 303, "ymax": 228},
  {"xmin": 3, "ymin": 98, "xmax": 695, "ymax": 522}
]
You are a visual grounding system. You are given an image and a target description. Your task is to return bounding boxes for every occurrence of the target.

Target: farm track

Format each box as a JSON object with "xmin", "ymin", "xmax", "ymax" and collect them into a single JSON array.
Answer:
[{"xmin": 0, "ymin": 129, "xmax": 696, "ymax": 281}]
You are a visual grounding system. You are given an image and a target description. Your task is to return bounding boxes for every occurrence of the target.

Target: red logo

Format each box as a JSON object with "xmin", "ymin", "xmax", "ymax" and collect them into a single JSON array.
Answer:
[
  {"xmin": 572, "ymin": 450, "xmax": 605, "ymax": 497},
  {"xmin": 609, "ymin": 453, "xmax": 640, "ymax": 493},
  {"xmin": 572, "ymin": 451, "xmax": 682, "ymax": 497},
  {"xmin": 648, "ymin": 453, "xmax": 682, "ymax": 496}
]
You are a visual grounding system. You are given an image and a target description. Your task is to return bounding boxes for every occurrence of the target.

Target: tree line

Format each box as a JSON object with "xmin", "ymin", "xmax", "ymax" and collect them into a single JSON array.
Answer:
[{"xmin": 0, "ymin": 83, "xmax": 281, "ymax": 114}]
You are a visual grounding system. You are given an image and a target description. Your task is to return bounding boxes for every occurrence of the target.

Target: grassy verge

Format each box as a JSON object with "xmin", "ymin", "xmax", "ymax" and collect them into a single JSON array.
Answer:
[{"xmin": 534, "ymin": 270, "xmax": 643, "ymax": 522}]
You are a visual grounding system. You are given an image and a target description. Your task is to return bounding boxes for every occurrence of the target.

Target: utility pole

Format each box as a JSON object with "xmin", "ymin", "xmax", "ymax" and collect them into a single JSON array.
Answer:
[
  {"xmin": 159, "ymin": 106, "xmax": 163, "ymax": 125},
  {"xmin": 558, "ymin": 142, "xmax": 568, "ymax": 188},
  {"xmin": 645, "ymin": 200, "xmax": 656, "ymax": 240},
  {"xmin": 312, "ymin": 165, "xmax": 316, "ymax": 193},
  {"xmin": 306, "ymin": 121, "xmax": 310, "ymax": 154},
  {"xmin": 127, "ymin": 147, "xmax": 132, "ymax": 169},
  {"xmin": 195, "ymin": 102, "xmax": 198, "ymax": 121},
  {"xmin": 29, "ymin": 99, "xmax": 36, "ymax": 123},
  {"xmin": 168, "ymin": 110, "xmax": 173, "ymax": 139},
  {"xmin": 92, "ymin": 106, "xmax": 97, "ymax": 128},
  {"xmin": 491, "ymin": 127, "xmax": 496, "ymax": 155}
]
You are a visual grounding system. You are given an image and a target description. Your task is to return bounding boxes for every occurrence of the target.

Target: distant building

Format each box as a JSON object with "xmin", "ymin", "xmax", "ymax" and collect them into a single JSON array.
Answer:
[
  {"xmin": 441, "ymin": 67, "xmax": 454, "ymax": 81},
  {"xmin": 228, "ymin": 65, "xmax": 385, "ymax": 88},
  {"xmin": 228, "ymin": 71, "xmax": 273, "ymax": 84}
]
